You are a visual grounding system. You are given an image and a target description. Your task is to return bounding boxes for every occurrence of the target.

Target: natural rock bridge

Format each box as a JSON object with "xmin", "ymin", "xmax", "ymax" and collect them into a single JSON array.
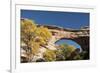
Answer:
[
  {"xmin": 21, "ymin": 24, "xmax": 90, "ymax": 62},
  {"xmin": 38, "ymin": 25, "xmax": 89, "ymax": 53}
]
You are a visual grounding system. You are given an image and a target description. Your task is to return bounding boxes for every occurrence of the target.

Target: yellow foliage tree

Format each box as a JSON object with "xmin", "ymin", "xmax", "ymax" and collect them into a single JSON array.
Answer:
[
  {"xmin": 21, "ymin": 18, "xmax": 52, "ymax": 58},
  {"xmin": 21, "ymin": 18, "xmax": 37, "ymax": 45},
  {"xmin": 35, "ymin": 26, "xmax": 52, "ymax": 44}
]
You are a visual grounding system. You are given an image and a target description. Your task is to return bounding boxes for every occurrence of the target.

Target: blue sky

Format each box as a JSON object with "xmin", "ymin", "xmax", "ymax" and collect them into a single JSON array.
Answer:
[
  {"xmin": 21, "ymin": 10, "xmax": 89, "ymax": 49},
  {"xmin": 55, "ymin": 39, "xmax": 82, "ymax": 51},
  {"xmin": 55, "ymin": 39, "xmax": 81, "ymax": 48},
  {"xmin": 21, "ymin": 10, "xmax": 89, "ymax": 29}
]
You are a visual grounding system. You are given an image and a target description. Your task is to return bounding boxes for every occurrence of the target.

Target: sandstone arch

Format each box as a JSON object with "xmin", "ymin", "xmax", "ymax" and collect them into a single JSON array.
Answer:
[{"xmin": 38, "ymin": 25, "xmax": 90, "ymax": 59}]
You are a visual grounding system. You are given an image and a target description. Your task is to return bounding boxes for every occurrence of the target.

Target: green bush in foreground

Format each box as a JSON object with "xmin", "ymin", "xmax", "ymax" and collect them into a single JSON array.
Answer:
[{"xmin": 43, "ymin": 49, "xmax": 56, "ymax": 61}]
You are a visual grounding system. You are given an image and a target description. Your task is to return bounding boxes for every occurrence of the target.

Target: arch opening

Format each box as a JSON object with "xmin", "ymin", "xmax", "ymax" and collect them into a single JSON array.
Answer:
[{"xmin": 55, "ymin": 38, "xmax": 82, "ymax": 52}]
